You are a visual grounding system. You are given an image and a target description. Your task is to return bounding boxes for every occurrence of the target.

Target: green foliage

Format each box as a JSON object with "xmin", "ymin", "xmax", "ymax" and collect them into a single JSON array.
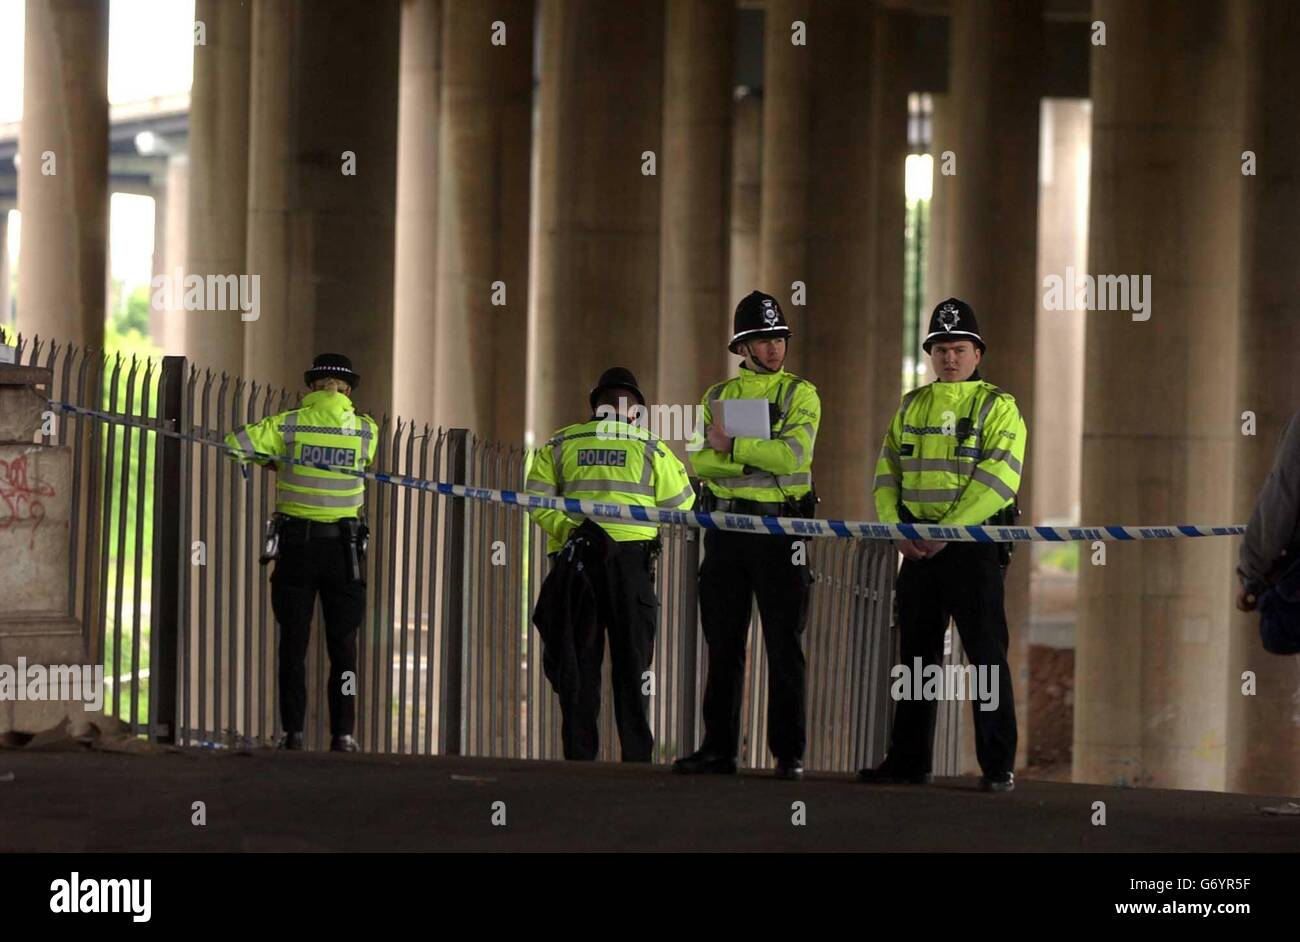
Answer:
[
  {"xmin": 1039, "ymin": 542, "xmax": 1079, "ymax": 574},
  {"xmin": 98, "ymin": 300, "xmax": 163, "ymax": 724}
]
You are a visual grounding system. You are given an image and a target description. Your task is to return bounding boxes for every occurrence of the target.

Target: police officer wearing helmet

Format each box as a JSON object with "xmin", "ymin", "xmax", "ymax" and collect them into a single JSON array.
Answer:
[
  {"xmin": 674, "ymin": 291, "xmax": 821, "ymax": 780},
  {"xmin": 858, "ymin": 298, "xmax": 1026, "ymax": 792},
  {"xmin": 225, "ymin": 353, "xmax": 378, "ymax": 752},
  {"xmin": 525, "ymin": 368, "xmax": 695, "ymax": 761}
]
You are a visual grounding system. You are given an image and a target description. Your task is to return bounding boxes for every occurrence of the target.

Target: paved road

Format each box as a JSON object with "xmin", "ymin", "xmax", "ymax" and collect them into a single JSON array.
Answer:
[{"xmin": 1, "ymin": 747, "xmax": 1297, "ymax": 852}]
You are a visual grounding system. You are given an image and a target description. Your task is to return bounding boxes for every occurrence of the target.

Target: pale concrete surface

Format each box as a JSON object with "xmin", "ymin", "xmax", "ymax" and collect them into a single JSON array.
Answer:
[
  {"xmin": 433, "ymin": 0, "xmax": 531, "ymax": 444},
  {"xmin": 1076, "ymin": 0, "xmax": 1249, "ymax": 792},
  {"xmin": 15, "ymin": 0, "xmax": 109, "ymax": 348},
  {"xmin": 183, "ymin": 0, "xmax": 251, "ymax": 376},
  {"xmin": 1227, "ymin": 0, "xmax": 1300, "ymax": 797},
  {"xmin": 244, "ymin": 0, "xmax": 400, "ymax": 416},
  {"xmin": 527, "ymin": 0, "xmax": 665, "ymax": 442},
  {"xmin": 657, "ymin": 0, "xmax": 733, "ymax": 460}
]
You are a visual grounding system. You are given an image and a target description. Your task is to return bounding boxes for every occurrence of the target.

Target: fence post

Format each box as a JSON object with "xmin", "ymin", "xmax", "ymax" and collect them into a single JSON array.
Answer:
[
  {"xmin": 152, "ymin": 355, "xmax": 186, "ymax": 743},
  {"xmin": 441, "ymin": 428, "xmax": 470, "ymax": 755},
  {"xmin": 678, "ymin": 527, "xmax": 701, "ymax": 753}
]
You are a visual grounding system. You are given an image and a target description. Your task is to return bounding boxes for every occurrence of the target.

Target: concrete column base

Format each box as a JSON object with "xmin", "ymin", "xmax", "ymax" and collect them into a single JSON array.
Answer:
[{"xmin": 0, "ymin": 616, "xmax": 91, "ymax": 735}]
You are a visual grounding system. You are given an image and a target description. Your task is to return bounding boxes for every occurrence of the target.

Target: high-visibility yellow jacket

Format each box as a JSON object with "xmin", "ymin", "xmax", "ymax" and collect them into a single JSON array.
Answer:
[
  {"xmin": 525, "ymin": 417, "xmax": 696, "ymax": 554},
  {"xmin": 874, "ymin": 378, "xmax": 1026, "ymax": 525},
  {"xmin": 689, "ymin": 365, "xmax": 820, "ymax": 503},
  {"xmin": 224, "ymin": 389, "xmax": 378, "ymax": 522}
]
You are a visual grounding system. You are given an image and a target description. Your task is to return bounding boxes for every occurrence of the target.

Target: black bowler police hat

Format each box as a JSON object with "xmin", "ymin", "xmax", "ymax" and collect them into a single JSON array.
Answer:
[
  {"xmin": 589, "ymin": 367, "xmax": 646, "ymax": 412},
  {"xmin": 305, "ymin": 353, "xmax": 361, "ymax": 390},
  {"xmin": 922, "ymin": 297, "xmax": 985, "ymax": 353},
  {"xmin": 729, "ymin": 290, "xmax": 792, "ymax": 354}
]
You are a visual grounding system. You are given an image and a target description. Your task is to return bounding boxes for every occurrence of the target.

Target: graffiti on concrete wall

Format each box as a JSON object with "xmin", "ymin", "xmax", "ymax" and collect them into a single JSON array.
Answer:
[{"xmin": 0, "ymin": 455, "xmax": 56, "ymax": 550}]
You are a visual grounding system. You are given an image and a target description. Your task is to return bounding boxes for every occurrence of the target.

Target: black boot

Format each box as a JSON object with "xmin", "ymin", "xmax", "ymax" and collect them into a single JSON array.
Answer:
[
  {"xmin": 774, "ymin": 758, "xmax": 803, "ymax": 781},
  {"xmin": 978, "ymin": 772, "xmax": 1014, "ymax": 792},
  {"xmin": 278, "ymin": 732, "xmax": 304, "ymax": 751},
  {"xmin": 331, "ymin": 734, "xmax": 360, "ymax": 753},
  {"xmin": 673, "ymin": 748, "xmax": 738, "ymax": 775}
]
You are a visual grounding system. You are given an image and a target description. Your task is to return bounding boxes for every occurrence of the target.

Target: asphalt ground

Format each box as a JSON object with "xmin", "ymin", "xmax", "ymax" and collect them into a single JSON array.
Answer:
[{"xmin": 2, "ymin": 746, "xmax": 1297, "ymax": 853}]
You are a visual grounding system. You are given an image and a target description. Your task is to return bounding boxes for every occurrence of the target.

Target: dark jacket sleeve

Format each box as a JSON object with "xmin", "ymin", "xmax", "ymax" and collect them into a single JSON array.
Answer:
[{"xmin": 1238, "ymin": 411, "xmax": 1300, "ymax": 593}]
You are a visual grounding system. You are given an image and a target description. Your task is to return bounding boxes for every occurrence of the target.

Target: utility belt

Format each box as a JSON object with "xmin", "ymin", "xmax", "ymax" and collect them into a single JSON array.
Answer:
[
  {"xmin": 261, "ymin": 512, "xmax": 370, "ymax": 583},
  {"xmin": 899, "ymin": 501, "xmax": 1020, "ymax": 568},
  {"xmin": 698, "ymin": 487, "xmax": 819, "ymax": 520}
]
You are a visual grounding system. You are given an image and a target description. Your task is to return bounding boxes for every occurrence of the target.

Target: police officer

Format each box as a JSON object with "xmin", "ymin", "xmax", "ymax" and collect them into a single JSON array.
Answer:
[
  {"xmin": 859, "ymin": 298, "xmax": 1026, "ymax": 791},
  {"xmin": 674, "ymin": 291, "xmax": 821, "ymax": 780},
  {"xmin": 225, "ymin": 353, "xmax": 378, "ymax": 752},
  {"xmin": 525, "ymin": 368, "xmax": 695, "ymax": 762}
]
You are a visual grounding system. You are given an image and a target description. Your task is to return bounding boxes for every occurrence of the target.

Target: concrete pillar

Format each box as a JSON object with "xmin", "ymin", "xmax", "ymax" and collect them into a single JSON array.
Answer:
[
  {"xmin": 947, "ymin": 0, "xmax": 1044, "ymax": 772},
  {"xmin": 149, "ymin": 182, "xmax": 167, "ymax": 347},
  {"xmin": 867, "ymin": 4, "xmax": 909, "ymax": 476},
  {"xmin": 393, "ymin": 0, "xmax": 441, "ymax": 426},
  {"xmin": 1075, "ymin": 0, "xmax": 1247, "ymax": 790},
  {"xmin": 433, "ymin": 0, "xmax": 532, "ymax": 444},
  {"xmin": 759, "ymin": 0, "xmax": 876, "ymax": 521},
  {"xmin": 922, "ymin": 93, "xmax": 952, "ymax": 387},
  {"xmin": 245, "ymin": 0, "xmax": 401, "ymax": 416},
  {"xmin": 1227, "ymin": 0, "xmax": 1300, "ymax": 796},
  {"xmin": 160, "ymin": 156, "xmax": 190, "ymax": 356},
  {"xmin": 16, "ymin": 0, "xmax": 109, "ymax": 348},
  {"xmin": 1033, "ymin": 99, "xmax": 1090, "ymax": 526},
  {"xmin": 757, "ymin": 0, "xmax": 809, "ymax": 377},
  {"xmin": 656, "ymin": 0, "xmax": 733, "ymax": 454},
  {"xmin": 0, "ymin": 366, "xmax": 88, "ymax": 736},
  {"xmin": 528, "ymin": 0, "xmax": 664, "ymax": 441},
  {"xmin": 0, "ymin": 214, "xmax": 11, "ymax": 331},
  {"xmin": 186, "ymin": 0, "xmax": 251, "ymax": 377},
  {"xmin": 728, "ymin": 89, "xmax": 761, "ymax": 346}
]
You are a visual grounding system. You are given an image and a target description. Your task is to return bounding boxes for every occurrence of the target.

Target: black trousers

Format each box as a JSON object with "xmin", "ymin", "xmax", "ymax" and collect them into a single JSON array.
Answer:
[
  {"xmin": 563, "ymin": 540, "xmax": 659, "ymax": 762},
  {"xmin": 270, "ymin": 534, "xmax": 367, "ymax": 737},
  {"xmin": 698, "ymin": 530, "xmax": 812, "ymax": 763},
  {"xmin": 886, "ymin": 541, "xmax": 1018, "ymax": 777}
]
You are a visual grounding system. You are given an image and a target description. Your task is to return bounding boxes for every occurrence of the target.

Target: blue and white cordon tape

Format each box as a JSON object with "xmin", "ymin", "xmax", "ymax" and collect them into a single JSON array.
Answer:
[{"xmin": 49, "ymin": 400, "xmax": 1245, "ymax": 543}]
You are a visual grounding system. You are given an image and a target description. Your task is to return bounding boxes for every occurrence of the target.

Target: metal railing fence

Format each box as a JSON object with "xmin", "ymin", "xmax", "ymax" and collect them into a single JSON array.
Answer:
[{"xmin": 10, "ymin": 337, "xmax": 964, "ymax": 773}]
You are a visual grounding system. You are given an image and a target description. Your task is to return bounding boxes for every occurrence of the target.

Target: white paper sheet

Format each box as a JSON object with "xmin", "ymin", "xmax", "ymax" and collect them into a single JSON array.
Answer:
[{"xmin": 712, "ymin": 398, "xmax": 771, "ymax": 440}]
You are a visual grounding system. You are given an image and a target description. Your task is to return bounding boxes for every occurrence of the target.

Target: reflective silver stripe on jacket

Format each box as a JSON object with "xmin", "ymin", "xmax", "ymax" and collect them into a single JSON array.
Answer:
[
  {"xmin": 235, "ymin": 428, "xmax": 258, "ymax": 458},
  {"xmin": 977, "ymin": 387, "xmax": 1002, "ymax": 427},
  {"xmin": 971, "ymin": 467, "xmax": 1016, "ymax": 500},
  {"xmin": 276, "ymin": 488, "xmax": 364, "ymax": 509},
  {"xmin": 874, "ymin": 473, "xmax": 900, "ymax": 489},
  {"xmin": 713, "ymin": 471, "xmax": 812, "ymax": 490},
  {"xmin": 641, "ymin": 436, "xmax": 658, "ymax": 487},
  {"xmin": 901, "ymin": 487, "xmax": 962, "ymax": 503},
  {"xmin": 900, "ymin": 457, "xmax": 972, "ymax": 475},
  {"xmin": 280, "ymin": 468, "xmax": 362, "ymax": 491},
  {"xmin": 561, "ymin": 479, "xmax": 657, "ymax": 498},
  {"xmin": 659, "ymin": 483, "xmax": 694, "ymax": 509},
  {"xmin": 280, "ymin": 412, "xmax": 298, "ymax": 452},
  {"xmin": 780, "ymin": 422, "xmax": 816, "ymax": 464},
  {"xmin": 982, "ymin": 447, "xmax": 1022, "ymax": 475},
  {"xmin": 525, "ymin": 477, "xmax": 558, "ymax": 496}
]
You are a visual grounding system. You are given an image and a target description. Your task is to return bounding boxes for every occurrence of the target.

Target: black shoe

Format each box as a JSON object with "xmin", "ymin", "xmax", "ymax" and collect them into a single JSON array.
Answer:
[
  {"xmin": 978, "ymin": 772, "xmax": 1014, "ymax": 792},
  {"xmin": 330, "ymin": 734, "xmax": 360, "ymax": 753},
  {"xmin": 673, "ymin": 749, "xmax": 738, "ymax": 775},
  {"xmin": 774, "ymin": 759, "xmax": 803, "ymax": 781},
  {"xmin": 278, "ymin": 732, "xmax": 304, "ymax": 751},
  {"xmin": 857, "ymin": 763, "xmax": 932, "ymax": 785}
]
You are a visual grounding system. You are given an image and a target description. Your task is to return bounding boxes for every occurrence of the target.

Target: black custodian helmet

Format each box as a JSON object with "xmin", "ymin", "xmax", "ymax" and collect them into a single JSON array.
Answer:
[
  {"xmin": 922, "ymin": 297, "xmax": 985, "ymax": 353},
  {"xmin": 589, "ymin": 367, "xmax": 646, "ymax": 412},
  {"xmin": 729, "ymin": 291, "xmax": 792, "ymax": 354},
  {"xmin": 305, "ymin": 353, "xmax": 362, "ymax": 389}
]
